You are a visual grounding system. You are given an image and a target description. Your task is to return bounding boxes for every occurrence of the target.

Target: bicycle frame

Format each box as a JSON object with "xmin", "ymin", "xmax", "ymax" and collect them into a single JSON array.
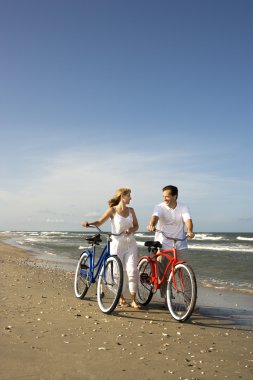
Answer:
[
  {"xmin": 80, "ymin": 225, "xmax": 123, "ymax": 286},
  {"xmin": 142, "ymin": 248, "xmax": 184, "ymax": 290},
  {"xmin": 81, "ymin": 239, "xmax": 111, "ymax": 285}
]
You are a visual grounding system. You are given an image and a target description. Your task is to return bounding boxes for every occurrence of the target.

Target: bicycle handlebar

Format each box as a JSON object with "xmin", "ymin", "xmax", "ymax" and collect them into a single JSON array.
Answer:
[
  {"xmin": 86, "ymin": 224, "xmax": 125, "ymax": 237},
  {"xmin": 154, "ymin": 229, "xmax": 187, "ymax": 242}
]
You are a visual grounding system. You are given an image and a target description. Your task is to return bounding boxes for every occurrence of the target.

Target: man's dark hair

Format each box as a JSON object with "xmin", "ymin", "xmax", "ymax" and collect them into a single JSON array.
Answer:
[{"xmin": 162, "ymin": 185, "xmax": 178, "ymax": 197}]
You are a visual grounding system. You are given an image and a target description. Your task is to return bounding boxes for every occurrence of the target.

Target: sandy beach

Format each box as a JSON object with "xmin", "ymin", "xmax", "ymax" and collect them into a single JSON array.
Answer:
[{"xmin": 0, "ymin": 241, "xmax": 252, "ymax": 380}]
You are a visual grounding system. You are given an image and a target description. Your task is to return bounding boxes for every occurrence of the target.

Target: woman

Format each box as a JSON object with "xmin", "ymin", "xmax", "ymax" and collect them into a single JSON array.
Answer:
[{"xmin": 81, "ymin": 187, "xmax": 140, "ymax": 309}]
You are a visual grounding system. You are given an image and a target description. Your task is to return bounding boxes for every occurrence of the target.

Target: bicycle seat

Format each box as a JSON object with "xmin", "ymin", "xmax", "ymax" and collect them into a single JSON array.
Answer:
[
  {"xmin": 144, "ymin": 241, "xmax": 162, "ymax": 249},
  {"xmin": 85, "ymin": 234, "xmax": 102, "ymax": 245}
]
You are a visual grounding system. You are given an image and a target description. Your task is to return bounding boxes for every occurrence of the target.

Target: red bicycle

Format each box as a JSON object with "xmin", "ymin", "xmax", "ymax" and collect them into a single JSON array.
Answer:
[{"xmin": 137, "ymin": 229, "xmax": 197, "ymax": 322}]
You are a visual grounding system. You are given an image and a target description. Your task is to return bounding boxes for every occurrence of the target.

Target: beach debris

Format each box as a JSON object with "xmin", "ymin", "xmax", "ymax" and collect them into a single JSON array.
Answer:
[
  {"xmin": 98, "ymin": 347, "xmax": 106, "ymax": 350},
  {"xmin": 5, "ymin": 326, "xmax": 12, "ymax": 331}
]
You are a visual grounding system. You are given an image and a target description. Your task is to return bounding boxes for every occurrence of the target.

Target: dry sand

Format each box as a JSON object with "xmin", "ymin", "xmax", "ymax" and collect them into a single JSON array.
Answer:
[{"xmin": 0, "ymin": 241, "xmax": 252, "ymax": 380}]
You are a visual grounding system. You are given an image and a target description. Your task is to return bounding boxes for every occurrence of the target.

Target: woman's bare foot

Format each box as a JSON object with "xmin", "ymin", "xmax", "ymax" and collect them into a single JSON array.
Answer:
[
  {"xmin": 119, "ymin": 297, "xmax": 130, "ymax": 307},
  {"xmin": 131, "ymin": 300, "xmax": 141, "ymax": 309}
]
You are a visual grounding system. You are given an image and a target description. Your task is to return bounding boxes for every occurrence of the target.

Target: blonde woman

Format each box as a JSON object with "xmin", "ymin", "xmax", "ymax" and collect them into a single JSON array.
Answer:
[{"xmin": 82, "ymin": 188, "xmax": 140, "ymax": 309}]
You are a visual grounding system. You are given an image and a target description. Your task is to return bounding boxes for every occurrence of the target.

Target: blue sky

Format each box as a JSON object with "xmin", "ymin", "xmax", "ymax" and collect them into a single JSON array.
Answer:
[{"xmin": 0, "ymin": 0, "xmax": 252, "ymax": 232}]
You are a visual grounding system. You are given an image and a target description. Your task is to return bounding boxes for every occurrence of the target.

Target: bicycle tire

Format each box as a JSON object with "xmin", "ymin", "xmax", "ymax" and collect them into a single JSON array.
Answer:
[
  {"xmin": 97, "ymin": 255, "xmax": 123, "ymax": 314},
  {"xmin": 136, "ymin": 257, "xmax": 153, "ymax": 306},
  {"xmin": 74, "ymin": 252, "xmax": 91, "ymax": 299},
  {"xmin": 166, "ymin": 263, "xmax": 197, "ymax": 322}
]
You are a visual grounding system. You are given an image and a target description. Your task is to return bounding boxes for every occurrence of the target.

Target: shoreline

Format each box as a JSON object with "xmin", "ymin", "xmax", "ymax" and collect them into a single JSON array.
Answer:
[{"xmin": 1, "ymin": 240, "xmax": 253, "ymax": 379}]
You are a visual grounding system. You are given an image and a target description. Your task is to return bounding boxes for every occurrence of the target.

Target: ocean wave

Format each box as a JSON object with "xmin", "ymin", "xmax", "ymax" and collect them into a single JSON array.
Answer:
[
  {"xmin": 189, "ymin": 243, "xmax": 253, "ymax": 253},
  {"xmin": 237, "ymin": 236, "xmax": 253, "ymax": 241},
  {"xmin": 200, "ymin": 279, "xmax": 253, "ymax": 293},
  {"xmin": 41, "ymin": 231, "xmax": 69, "ymax": 236},
  {"xmin": 25, "ymin": 238, "xmax": 38, "ymax": 242},
  {"xmin": 78, "ymin": 245, "xmax": 90, "ymax": 250},
  {"xmin": 135, "ymin": 233, "xmax": 154, "ymax": 238},
  {"xmin": 194, "ymin": 233, "xmax": 223, "ymax": 241},
  {"xmin": 136, "ymin": 241, "xmax": 145, "ymax": 247}
]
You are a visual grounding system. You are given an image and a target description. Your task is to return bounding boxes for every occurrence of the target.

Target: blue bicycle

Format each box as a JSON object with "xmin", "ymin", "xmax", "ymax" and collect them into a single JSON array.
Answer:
[{"xmin": 74, "ymin": 225, "xmax": 123, "ymax": 314}]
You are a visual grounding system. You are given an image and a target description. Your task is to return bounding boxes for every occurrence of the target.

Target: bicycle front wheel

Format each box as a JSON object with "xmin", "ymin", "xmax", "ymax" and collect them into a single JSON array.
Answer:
[
  {"xmin": 74, "ymin": 252, "xmax": 91, "ymax": 299},
  {"xmin": 136, "ymin": 257, "xmax": 153, "ymax": 306},
  {"xmin": 167, "ymin": 263, "xmax": 197, "ymax": 322},
  {"xmin": 97, "ymin": 255, "xmax": 123, "ymax": 314}
]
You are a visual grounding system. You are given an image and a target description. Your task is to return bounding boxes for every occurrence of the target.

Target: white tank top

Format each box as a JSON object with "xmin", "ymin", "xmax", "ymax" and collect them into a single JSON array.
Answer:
[
  {"xmin": 110, "ymin": 209, "xmax": 137, "ymax": 254},
  {"xmin": 111, "ymin": 209, "xmax": 133, "ymax": 234}
]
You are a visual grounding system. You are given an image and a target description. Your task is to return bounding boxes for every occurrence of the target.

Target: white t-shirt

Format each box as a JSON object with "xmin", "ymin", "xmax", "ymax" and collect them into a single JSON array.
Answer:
[{"xmin": 153, "ymin": 201, "xmax": 192, "ymax": 250}]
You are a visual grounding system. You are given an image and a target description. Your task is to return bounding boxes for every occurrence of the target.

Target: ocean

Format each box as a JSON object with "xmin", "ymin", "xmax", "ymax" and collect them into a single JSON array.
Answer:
[{"xmin": 1, "ymin": 231, "xmax": 253, "ymax": 294}]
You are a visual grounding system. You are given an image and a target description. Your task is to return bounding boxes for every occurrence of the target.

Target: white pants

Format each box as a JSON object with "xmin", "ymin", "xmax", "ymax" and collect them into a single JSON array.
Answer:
[
  {"xmin": 111, "ymin": 236, "xmax": 139, "ymax": 294},
  {"xmin": 117, "ymin": 248, "xmax": 139, "ymax": 294}
]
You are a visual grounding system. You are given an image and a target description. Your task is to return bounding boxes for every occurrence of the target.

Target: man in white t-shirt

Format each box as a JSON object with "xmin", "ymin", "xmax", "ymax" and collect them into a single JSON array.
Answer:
[{"xmin": 147, "ymin": 185, "xmax": 195, "ymax": 298}]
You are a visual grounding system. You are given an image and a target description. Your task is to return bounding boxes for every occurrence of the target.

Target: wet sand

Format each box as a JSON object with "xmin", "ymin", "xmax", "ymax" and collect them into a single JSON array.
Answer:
[{"xmin": 0, "ymin": 241, "xmax": 252, "ymax": 380}]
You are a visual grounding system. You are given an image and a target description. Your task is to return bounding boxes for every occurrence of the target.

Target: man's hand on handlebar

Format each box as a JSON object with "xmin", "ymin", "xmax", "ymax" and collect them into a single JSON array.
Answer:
[
  {"xmin": 186, "ymin": 231, "xmax": 195, "ymax": 239},
  {"xmin": 147, "ymin": 224, "xmax": 156, "ymax": 232}
]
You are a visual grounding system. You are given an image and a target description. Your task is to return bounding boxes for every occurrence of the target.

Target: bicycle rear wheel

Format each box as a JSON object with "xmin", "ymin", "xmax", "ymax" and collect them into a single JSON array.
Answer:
[
  {"xmin": 97, "ymin": 255, "xmax": 123, "ymax": 314},
  {"xmin": 74, "ymin": 252, "xmax": 91, "ymax": 299},
  {"xmin": 136, "ymin": 257, "xmax": 153, "ymax": 306},
  {"xmin": 167, "ymin": 263, "xmax": 197, "ymax": 322}
]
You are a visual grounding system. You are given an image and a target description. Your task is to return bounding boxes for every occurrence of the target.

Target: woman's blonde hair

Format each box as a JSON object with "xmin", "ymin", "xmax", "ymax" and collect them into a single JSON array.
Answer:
[{"xmin": 108, "ymin": 188, "xmax": 131, "ymax": 207}]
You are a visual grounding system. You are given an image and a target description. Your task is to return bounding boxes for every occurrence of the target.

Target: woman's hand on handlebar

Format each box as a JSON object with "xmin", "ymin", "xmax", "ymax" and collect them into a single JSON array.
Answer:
[
  {"xmin": 124, "ymin": 228, "xmax": 135, "ymax": 236},
  {"xmin": 81, "ymin": 221, "xmax": 89, "ymax": 228},
  {"xmin": 147, "ymin": 224, "xmax": 156, "ymax": 232}
]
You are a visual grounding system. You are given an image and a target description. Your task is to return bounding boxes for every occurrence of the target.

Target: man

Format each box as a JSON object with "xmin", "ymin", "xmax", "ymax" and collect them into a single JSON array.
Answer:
[{"xmin": 147, "ymin": 185, "xmax": 194, "ymax": 298}]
